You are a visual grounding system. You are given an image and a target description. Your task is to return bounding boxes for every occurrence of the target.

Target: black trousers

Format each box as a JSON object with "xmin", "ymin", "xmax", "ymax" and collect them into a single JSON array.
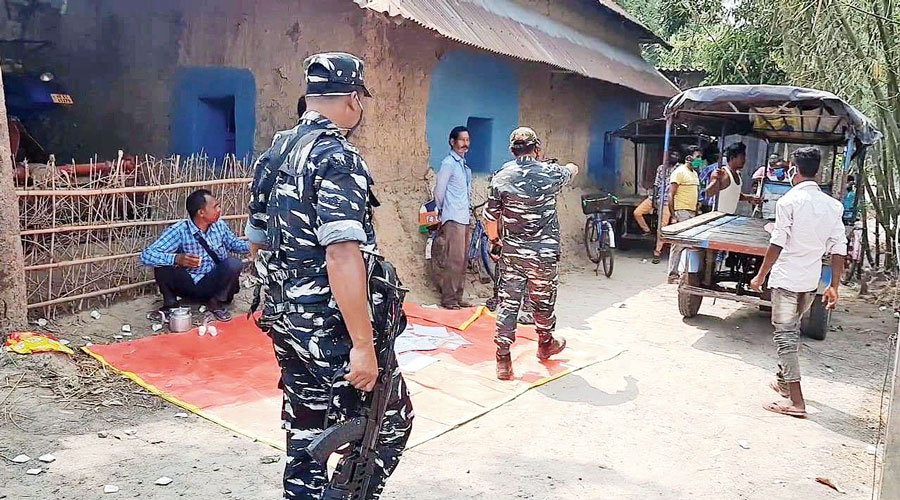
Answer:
[{"xmin": 153, "ymin": 257, "xmax": 242, "ymax": 307}]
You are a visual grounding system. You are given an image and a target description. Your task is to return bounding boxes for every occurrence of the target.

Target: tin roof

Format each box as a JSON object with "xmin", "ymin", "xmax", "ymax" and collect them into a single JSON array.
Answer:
[
  {"xmin": 594, "ymin": 0, "xmax": 670, "ymax": 46},
  {"xmin": 355, "ymin": 0, "xmax": 678, "ymax": 97}
]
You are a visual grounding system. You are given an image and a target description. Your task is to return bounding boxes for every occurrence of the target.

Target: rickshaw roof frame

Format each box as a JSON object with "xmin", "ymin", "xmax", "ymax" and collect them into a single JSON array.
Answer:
[
  {"xmin": 610, "ymin": 118, "xmax": 714, "ymax": 144},
  {"xmin": 663, "ymin": 85, "xmax": 882, "ymax": 149}
]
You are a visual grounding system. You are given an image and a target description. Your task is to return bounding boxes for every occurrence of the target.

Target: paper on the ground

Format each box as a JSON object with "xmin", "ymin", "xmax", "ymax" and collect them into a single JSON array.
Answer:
[
  {"xmin": 394, "ymin": 324, "xmax": 472, "ymax": 355},
  {"xmin": 395, "ymin": 334, "xmax": 442, "ymax": 353},
  {"xmin": 397, "ymin": 351, "xmax": 439, "ymax": 372},
  {"xmin": 412, "ymin": 325, "xmax": 455, "ymax": 339}
]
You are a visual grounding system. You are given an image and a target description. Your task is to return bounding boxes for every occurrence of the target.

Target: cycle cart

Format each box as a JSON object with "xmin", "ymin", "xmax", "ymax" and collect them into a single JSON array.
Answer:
[
  {"xmin": 660, "ymin": 85, "xmax": 881, "ymax": 340},
  {"xmin": 607, "ymin": 118, "xmax": 712, "ymax": 249}
]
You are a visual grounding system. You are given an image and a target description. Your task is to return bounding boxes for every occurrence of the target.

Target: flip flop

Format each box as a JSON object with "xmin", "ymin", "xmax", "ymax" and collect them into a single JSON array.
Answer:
[
  {"xmin": 769, "ymin": 381, "xmax": 791, "ymax": 399},
  {"xmin": 763, "ymin": 401, "xmax": 807, "ymax": 418},
  {"xmin": 212, "ymin": 309, "xmax": 232, "ymax": 322}
]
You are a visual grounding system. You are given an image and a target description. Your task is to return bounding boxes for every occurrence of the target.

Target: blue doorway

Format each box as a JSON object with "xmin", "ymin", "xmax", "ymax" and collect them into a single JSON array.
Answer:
[
  {"xmin": 171, "ymin": 67, "xmax": 256, "ymax": 165},
  {"xmin": 466, "ymin": 117, "xmax": 493, "ymax": 173},
  {"xmin": 198, "ymin": 96, "xmax": 236, "ymax": 163},
  {"xmin": 426, "ymin": 50, "xmax": 518, "ymax": 173}
]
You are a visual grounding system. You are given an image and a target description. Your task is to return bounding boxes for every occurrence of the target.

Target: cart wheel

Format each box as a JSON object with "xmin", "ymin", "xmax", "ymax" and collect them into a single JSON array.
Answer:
[
  {"xmin": 678, "ymin": 272, "xmax": 703, "ymax": 318},
  {"xmin": 614, "ymin": 213, "xmax": 630, "ymax": 251},
  {"xmin": 801, "ymin": 294, "xmax": 830, "ymax": 340}
]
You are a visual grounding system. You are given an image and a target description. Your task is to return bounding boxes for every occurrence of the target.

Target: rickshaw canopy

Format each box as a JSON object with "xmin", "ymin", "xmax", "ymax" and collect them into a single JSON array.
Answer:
[
  {"xmin": 663, "ymin": 85, "xmax": 881, "ymax": 148},
  {"xmin": 610, "ymin": 118, "xmax": 712, "ymax": 144}
]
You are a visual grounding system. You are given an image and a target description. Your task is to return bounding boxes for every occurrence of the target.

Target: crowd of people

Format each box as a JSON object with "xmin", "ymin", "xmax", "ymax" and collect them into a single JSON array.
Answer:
[{"xmin": 134, "ymin": 51, "xmax": 852, "ymax": 499}]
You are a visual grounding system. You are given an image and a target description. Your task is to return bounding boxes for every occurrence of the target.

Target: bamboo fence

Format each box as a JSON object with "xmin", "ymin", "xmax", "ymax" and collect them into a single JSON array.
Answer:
[{"xmin": 17, "ymin": 153, "xmax": 252, "ymax": 317}]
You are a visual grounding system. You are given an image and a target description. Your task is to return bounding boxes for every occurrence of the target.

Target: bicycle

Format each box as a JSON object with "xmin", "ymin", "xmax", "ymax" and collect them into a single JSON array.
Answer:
[
  {"xmin": 581, "ymin": 193, "xmax": 617, "ymax": 277},
  {"xmin": 468, "ymin": 202, "xmax": 496, "ymax": 283},
  {"xmin": 424, "ymin": 203, "xmax": 496, "ymax": 284}
]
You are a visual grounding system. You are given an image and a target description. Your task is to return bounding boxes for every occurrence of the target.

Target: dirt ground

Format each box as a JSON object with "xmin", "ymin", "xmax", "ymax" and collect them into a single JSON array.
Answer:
[{"xmin": 1, "ymin": 250, "xmax": 897, "ymax": 500}]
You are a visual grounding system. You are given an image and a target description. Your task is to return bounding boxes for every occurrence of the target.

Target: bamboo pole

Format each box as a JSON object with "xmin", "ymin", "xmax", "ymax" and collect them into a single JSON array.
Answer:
[
  {"xmin": 16, "ymin": 177, "xmax": 251, "ymax": 197},
  {"xmin": 25, "ymin": 252, "xmax": 142, "ymax": 271},
  {"xmin": 25, "ymin": 236, "xmax": 249, "ymax": 272},
  {"xmin": 26, "ymin": 279, "xmax": 155, "ymax": 309},
  {"xmin": 20, "ymin": 213, "xmax": 249, "ymax": 236}
]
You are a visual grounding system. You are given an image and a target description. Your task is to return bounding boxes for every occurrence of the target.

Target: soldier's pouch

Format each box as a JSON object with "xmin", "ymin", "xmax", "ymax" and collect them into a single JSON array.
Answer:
[{"xmin": 286, "ymin": 307, "xmax": 352, "ymax": 362}]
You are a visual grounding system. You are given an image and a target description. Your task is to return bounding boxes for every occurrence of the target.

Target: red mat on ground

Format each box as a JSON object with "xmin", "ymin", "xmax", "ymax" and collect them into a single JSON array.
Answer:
[{"xmin": 84, "ymin": 304, "xmax": 617, "ymax": 449}]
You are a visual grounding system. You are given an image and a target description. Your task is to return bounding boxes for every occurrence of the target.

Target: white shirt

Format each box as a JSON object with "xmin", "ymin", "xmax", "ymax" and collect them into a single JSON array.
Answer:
[{"xmin": 769, "ymin": 181, "xmax": 847, "ymax": 292}]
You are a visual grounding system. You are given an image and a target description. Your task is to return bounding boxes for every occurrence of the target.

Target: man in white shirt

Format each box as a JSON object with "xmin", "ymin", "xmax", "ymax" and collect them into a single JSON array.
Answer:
[{"xmin": 750, "ymin": 147, "xmax": 847, "ymax": 418}]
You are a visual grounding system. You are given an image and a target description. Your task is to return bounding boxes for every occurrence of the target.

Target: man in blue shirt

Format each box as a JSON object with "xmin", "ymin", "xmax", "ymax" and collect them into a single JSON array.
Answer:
[
  {"xmin": 432, "ymin": 126, "xmax": 472, "ymax": 309},
  {"xmin": 141, "ymin": 189, "xmax": 249, "ymax": 321}
]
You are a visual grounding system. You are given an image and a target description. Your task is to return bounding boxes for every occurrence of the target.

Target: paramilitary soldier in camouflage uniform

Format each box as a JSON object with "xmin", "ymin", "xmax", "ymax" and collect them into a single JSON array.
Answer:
[
  {"xmin": 483, "ymin": 127, "xmax": 579, "ymax": 380},
  {"xmin": 250, "ymin": 52, "xmax": 413, "ymax": 500}
]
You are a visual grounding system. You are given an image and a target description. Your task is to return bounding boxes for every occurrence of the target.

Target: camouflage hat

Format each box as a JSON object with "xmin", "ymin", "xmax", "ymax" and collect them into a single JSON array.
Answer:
[
  {"xmin": 304, "ymin": 52, "xmax": 372, "ymax": 97},
  {"xmin": 509, "ymin": 127, "xmax": 540, "ymax": 148}
]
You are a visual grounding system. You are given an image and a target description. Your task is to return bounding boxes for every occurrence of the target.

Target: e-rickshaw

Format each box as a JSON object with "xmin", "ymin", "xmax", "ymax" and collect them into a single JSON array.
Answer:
[{"xmin": 660, "ymin": 85, "xmax": 881, "ymax": 340}]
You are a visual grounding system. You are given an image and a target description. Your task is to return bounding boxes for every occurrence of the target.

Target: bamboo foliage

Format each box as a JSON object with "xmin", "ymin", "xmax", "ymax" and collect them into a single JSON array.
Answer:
[
  {"xmin": 778, "ymin": 0, "xmax": 900, "ymax": 269},
  {"xmin": 17, "ymin": 154, "xmax": 252, "ymax": 317}
]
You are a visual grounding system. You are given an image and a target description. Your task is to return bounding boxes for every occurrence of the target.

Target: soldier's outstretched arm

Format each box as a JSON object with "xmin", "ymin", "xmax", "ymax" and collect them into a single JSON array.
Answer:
[{"xmin": 545, "ymin": 161, "xmax": 579, "ymax": 192}]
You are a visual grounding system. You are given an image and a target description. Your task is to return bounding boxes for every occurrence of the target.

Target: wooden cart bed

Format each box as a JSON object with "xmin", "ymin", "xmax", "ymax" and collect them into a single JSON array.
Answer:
[{"xmin": 661, "ymin": 211, "xmax": 772, "ymax": 257}]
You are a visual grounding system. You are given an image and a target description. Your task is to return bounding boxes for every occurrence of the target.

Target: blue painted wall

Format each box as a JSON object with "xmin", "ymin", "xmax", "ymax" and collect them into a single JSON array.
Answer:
[
  {"xmin": 171, "ymin": 67, "xmax": 256, "ymax": 163},
  {"xmin": 588, "ymin": 96, "xmax": 640, "ymax": 190},
  {"xmin": 426, "ymin": 51, "xmax": 519, "ymax": 173}
]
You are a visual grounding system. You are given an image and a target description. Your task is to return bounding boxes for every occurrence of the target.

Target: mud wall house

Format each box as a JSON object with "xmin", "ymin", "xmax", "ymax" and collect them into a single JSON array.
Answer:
[{"xmin": 5, "ymin": 0, "xmax": 676, "ymax": 295}]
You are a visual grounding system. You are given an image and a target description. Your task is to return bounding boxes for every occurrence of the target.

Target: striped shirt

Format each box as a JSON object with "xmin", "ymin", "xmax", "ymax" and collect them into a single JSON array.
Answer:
[{"xmin": 141, "ymin": 219, "xmax": 249, "ymax": 283}]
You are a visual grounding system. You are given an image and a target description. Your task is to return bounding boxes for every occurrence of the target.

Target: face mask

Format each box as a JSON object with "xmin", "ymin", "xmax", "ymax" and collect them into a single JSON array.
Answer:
[
  {"xmin": 340, "ymin": 93, "xmax": 365, "ymax": 138},
  {"xmin": 691, "ymin": 158, "xmax": 703, "ymax": 169},
  {"xmin": 787, "ymin": 166, "xmax": 799, "ymax": 186}
]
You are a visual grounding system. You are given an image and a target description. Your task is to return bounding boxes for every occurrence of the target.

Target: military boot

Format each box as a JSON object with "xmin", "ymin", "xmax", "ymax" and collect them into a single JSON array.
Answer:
[
  {"xmin": 496, "ymin": 353, "xmax": 513, "ymax": 380},
  {"xmin": 537, "ymin": 337, "xmax": 566, "ymax": 360}
]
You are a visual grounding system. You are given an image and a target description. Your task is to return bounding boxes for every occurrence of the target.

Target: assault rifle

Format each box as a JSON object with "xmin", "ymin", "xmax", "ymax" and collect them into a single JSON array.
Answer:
[{"xmin": 305, "ymin": 258, "xmax": 408, "ymax": 500}]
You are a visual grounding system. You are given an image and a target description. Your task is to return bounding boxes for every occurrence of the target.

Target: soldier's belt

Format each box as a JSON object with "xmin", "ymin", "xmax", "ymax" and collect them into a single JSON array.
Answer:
[
  {"xmin": 267, "ymin": 267, "xmax": 328, "ymax": 282},
  {"xmin": 266, "ymin": 301, "xmax": 331, "ymax": 314}
]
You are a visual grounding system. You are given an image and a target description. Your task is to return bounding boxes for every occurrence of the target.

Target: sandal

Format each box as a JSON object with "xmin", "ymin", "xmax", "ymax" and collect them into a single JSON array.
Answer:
[
  {"xmin": 211, "ymin": 309, "xmax": 232, "ymax": 322},
  {"xmin": 651, "ymin": 256, "xmax": 661, "ymax": 264},
  {"xmin": 763, "ymin": 401, "xmax": 807, "ymax": 418},
  {"xmin": 769, "ymin": 381, "xmax": 790, "ymax": 399}
]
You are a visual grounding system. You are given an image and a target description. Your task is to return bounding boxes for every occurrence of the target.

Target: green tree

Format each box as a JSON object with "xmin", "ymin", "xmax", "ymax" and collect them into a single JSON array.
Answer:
[
  {"xmin": 619, "ymin": 0, "xmax": 786, "ymax": 85},
  {"xmin": 778, "ymin": 0, "xmax": 900, "ymax": 269}
]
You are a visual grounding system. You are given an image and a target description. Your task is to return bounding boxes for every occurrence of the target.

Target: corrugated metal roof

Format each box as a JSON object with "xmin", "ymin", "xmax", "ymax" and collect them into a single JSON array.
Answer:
[
  {"xmin": 354, "ymin": 0, "xmax": 678, "ymax": 98},
  {"xmin": 595, "ymin": 0, "xmax": 668, "ymax": 45}
]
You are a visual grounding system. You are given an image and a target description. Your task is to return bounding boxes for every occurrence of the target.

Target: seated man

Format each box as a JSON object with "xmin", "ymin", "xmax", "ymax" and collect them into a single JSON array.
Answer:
[{"xmin": 141, "ymin": 189, "xmax": 249, "ymax": 321}]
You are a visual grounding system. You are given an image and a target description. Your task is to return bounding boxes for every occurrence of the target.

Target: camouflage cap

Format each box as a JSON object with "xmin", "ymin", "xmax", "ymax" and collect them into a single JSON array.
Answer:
[
  {"xmin": 509, "ymin": 127, "xmax": 540, "ymax": 148},
  {"xmin": 304, "ymin": 52, "xmax": 372, "ymax": 97}
]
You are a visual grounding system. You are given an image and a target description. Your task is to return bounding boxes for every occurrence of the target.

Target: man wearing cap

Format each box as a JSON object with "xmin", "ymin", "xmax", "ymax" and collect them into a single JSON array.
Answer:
[
  {"xmin": 483, "ymin": 127, "xmax": 579, "ymax": 380},
  {"xmin": 251, "ymin": 52, "xmax": 413, "ymax": 499}
]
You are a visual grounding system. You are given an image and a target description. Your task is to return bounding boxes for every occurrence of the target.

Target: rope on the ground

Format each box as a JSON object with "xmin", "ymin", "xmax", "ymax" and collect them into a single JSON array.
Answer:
[{"xmin": 406, "ymin": 349, "xmax": 628, "ymax": 450}]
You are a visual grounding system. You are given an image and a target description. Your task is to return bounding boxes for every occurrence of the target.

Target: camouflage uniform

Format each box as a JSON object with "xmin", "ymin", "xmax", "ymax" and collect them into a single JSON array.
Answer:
[
  {"xmin": 252, "ymin": 53, "xmax": 413, "ymax": 500},
  {"xmin": 482, "ymin": 128, "xmax": 575, "ymax": 355}
]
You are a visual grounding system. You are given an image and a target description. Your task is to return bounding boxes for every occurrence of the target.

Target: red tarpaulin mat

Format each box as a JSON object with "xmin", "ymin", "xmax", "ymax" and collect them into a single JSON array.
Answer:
[{"xmin": 83, "ymin": 304, "xmax": 620, "ymax": 449}]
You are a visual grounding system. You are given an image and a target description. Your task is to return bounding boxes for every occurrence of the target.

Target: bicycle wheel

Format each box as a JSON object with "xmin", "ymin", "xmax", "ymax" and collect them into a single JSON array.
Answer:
[
  {"xmin": 472, "ymin": 237, "xmax": 493, "ymax": 284},
  {"xmin": 480, "ymin": 236, "xmax": 497, "ymax": 281},
  {"xmin": 600, "ymin": 225, "xmax": 614, "ymax": 277},
  {"xmin": 584, "ymin": 218, "xmax": 601, "ymax": 263}
]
